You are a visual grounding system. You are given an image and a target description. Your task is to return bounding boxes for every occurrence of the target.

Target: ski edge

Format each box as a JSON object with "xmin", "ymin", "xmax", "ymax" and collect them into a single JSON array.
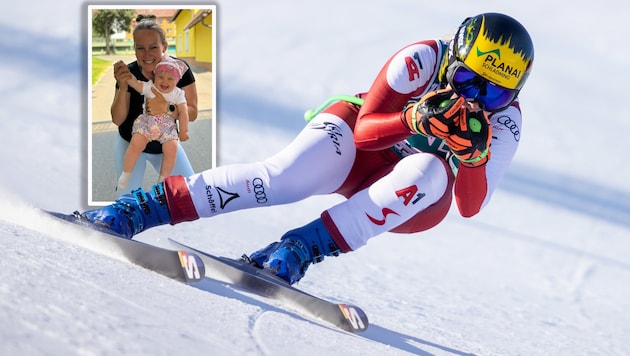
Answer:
[
  {"xmin": 43, "ymin": 210, "xmax": 205, "ymax": 284},
  {"xmin": 169, "ymin": 238, "xmax": 369, "ymax": 333}
]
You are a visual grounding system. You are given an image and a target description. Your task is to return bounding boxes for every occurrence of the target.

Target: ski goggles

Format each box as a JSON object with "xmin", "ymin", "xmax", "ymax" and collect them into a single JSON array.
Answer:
[{"xmin": 446, "ymin": 61, "xmax": 518, "ymax": 112}]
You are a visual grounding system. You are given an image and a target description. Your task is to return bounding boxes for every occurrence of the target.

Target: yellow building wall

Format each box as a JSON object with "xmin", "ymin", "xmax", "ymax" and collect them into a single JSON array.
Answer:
[
  {"xmin": 173, "ymin": 9, "xmax": 213, "ymax": 70},
  {"xmin": 195, "ymin": 20, "xmax": 213, "ymax": 64},
  {"xmin": 174, "ymin": 11, "xmax": 194, "ymax": 58}
]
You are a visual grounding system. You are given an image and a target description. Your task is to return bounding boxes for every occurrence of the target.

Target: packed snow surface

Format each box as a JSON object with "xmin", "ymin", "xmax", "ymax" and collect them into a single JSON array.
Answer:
[{"xmin": 1, "ymin": 1, "xmax": 629, "ymax": 355}]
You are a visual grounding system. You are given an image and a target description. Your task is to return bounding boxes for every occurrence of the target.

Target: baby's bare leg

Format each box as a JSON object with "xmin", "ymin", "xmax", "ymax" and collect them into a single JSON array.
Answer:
[
  {"xmin": 118, "ymin": 133, "xmax": 150, "ymax": 189},
  {"xmin": 159, "ymin": 140, "xmax": 178, "ymax": 181},
  {"xmin": 124, "ymin": 133, "xmax": 149, "ymax": 173}
]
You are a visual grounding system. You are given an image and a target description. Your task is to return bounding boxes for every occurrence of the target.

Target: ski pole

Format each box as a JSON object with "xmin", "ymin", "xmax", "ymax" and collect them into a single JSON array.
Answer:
[{"xmin": 304, "ymin": 94, "xmax": 365, "ymax": 122}]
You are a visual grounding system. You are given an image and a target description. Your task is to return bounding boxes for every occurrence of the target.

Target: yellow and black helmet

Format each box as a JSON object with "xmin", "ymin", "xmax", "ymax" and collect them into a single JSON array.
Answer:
[{"xmin": 447, "ymin": 13, "xmax": 534, "ymax": 91}]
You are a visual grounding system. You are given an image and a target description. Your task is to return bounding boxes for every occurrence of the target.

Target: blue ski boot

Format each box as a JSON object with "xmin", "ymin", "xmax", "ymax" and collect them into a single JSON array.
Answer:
[
  {"xmin": 248, "ymin": 218, "xmax": 341, "ymax": 284},
  {"xmin": 79, "ymin": 184, "xmax": 171, "ymax": 238}
]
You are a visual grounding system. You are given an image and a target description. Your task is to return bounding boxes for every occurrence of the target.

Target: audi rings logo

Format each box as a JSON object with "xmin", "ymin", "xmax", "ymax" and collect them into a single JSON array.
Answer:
[
  {"xmin": 252, "ymin": 178, "xmax": 268, "ymax": 204},
  {"xmin": 496, "ymin": 115, "xmax": 521, "ymax": 142}
]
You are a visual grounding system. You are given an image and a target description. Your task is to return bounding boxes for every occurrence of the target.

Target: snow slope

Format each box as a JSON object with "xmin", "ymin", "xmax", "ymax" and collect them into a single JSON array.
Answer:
[{"xmin": 1, "ymin": 0, "xmax": 630, "ymax": 355}]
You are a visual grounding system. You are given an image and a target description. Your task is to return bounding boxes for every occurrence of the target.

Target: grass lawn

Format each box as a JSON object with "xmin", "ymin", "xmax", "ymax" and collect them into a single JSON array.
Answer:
[{"xmin": 92, "ymin": 57, "xmax": 112, "ymax": 85}]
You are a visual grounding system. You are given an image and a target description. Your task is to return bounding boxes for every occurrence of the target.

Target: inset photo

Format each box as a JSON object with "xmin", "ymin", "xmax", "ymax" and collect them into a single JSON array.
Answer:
[{"xmin": 88, "ymin": 5, "xmax": 216, "ymax": 205}]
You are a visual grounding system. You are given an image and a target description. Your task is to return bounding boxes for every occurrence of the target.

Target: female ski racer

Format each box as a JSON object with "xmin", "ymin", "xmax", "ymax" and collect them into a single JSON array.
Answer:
[{"xmin": 77, "ymin": 12, "xmax": 534, "ymax": 285}]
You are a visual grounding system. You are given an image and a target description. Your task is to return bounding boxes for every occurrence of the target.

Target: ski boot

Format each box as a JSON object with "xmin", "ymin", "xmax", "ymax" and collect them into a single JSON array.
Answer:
[
  {"xmin": 78, "ymin": 184, "xmax": 171, "ymax": 238},
  {"xmin": 248, "ymin": 218, "xmax": 341, "ymax": 284}
]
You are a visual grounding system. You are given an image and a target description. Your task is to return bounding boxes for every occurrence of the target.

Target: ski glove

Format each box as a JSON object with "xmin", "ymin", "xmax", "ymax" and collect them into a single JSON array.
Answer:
[
  {"xmin": 404, "ymin": 89, "xmax": 466, "ymax": 139},
  {"xmin": 403, "ymin": 89, "xmax": 492, "ymax": 167},
  {"xmin": 445, "ymin": 110, "xmax": 492, "ymax": 167}
]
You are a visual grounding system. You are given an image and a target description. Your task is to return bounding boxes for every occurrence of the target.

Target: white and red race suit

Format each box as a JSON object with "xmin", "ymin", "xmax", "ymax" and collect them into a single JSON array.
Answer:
[{"xmin": 162, "ymin": 39, "xmax": 522, "ymax": 252}]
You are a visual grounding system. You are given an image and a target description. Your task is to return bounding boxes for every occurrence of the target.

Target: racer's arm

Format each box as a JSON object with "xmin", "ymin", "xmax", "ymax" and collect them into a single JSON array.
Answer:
[
  {"xmin": 454, "ymin": 103, "xmax": 522, "ymax": 217},
  {"xmin": 354, "ymin": 40, "xmax": 445, "ymax": 150}
]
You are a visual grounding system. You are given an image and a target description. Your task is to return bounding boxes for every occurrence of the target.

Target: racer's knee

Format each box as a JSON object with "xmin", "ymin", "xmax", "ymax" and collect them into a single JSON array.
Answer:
[
  {"xmin": 390, "ymin": 154, "xmax": 454, "ymax": 234},
  {"xmin": 324, "ymin": 153, "xmax": 453, "ymax": 250},
  {"xmin": 393, "ymin": 153, "xmax": 450, "ymax": 202}
]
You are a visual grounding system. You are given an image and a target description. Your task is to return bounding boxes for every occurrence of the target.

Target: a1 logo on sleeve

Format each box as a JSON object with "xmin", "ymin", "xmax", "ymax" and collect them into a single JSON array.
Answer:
[{"xmin": 386, "ymin": 44, "xmax": 438, "ymax": 95}]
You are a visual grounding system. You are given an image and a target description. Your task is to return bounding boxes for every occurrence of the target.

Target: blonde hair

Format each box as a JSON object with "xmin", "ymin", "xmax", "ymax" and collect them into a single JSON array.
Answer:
[{"xmin": 133, "ymin": 14, "xmax": 167, "ymax": 45}]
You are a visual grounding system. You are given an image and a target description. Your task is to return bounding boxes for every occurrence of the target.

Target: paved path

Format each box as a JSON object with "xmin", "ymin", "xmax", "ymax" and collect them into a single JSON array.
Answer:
[{"xmin": 90, "ymin": 55, "xmax": 214, "ymax": 204}]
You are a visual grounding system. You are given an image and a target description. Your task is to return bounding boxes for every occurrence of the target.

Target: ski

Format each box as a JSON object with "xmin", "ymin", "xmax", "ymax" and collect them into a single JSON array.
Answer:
[
  {"xmin": 44, "ymin": 211, "xmax": 205, "ymax": 284},
  {"xmin": 169, "ymin": 239, "xmax": 369, "ymax": 333},
  {"xmin": 43, "ymin": 210, "xmax": 368, "ymax": 332}
]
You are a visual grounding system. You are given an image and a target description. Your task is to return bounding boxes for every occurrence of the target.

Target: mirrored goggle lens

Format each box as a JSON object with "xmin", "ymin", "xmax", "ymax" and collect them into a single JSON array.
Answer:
[{"xmin": 452, "ymin": 66, "xmax": 516, "ymax": 111}]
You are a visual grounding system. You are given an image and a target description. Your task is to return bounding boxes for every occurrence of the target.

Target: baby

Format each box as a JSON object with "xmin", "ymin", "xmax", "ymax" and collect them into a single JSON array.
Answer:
[{"xmin": 117, "ymin": 55, "xmax": 189, "ymax": 190}]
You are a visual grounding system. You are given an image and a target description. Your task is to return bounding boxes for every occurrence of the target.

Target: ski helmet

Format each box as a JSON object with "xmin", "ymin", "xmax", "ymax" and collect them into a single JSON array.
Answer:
[{"xmin": 444, "ymin": 13, "xmax": 534, "ymax": 110}]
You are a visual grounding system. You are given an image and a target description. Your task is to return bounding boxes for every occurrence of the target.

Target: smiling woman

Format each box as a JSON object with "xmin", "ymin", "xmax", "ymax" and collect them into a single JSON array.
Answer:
[{"xmin": 106, "ymin": 12, "xmax": 199, "ymax": 197}]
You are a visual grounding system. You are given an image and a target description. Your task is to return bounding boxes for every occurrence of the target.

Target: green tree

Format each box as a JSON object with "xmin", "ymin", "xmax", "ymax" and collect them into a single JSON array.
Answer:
[{"xmin": 92, "ymin": 9, "xmax": 135, "ymax": 55}]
